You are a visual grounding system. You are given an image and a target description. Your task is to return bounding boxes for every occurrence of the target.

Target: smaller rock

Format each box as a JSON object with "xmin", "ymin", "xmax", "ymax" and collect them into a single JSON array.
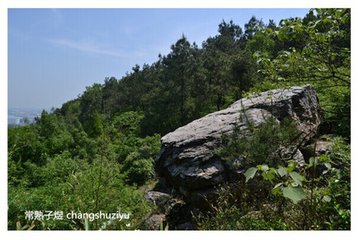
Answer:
[
  {"xmin": 145, "ymin": 191, "xmax": 172, "ymax": 206},
  {"xmin": 300, "ymin": 136, "xmax": 335, "ymax": 160},
  {"xmin": 279, "ymin": 146, "xmax": 305, "ymax": 166},
  {"xmin": 166, "ymin": 202, "xmax": 197, "ymax": 230},
  {"xmin": 145, "ymin": 191, "xmax": 173, "ymax": 212},
  {"xmin": 175, "ymin": 222, "xmax": 196, "ymax": 230},
  {"xmin": 143, "ymin": 214, "xmax": 166, "ymax": 230},
  {"xmin": 314, "ymin": 140, "xmax": 333, "ymax": 155}
]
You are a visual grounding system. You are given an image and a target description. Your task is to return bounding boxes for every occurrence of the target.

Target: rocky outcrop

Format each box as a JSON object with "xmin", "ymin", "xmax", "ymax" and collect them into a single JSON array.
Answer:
[
  {"xmin": 300, "ymin": 135, "xmax": 336, "ymax": 159},
  {"xmin": 143, "ymin": 214, "xmax": 166, "ymax": 230},
  {"xmin": 144, "ymin": 190, "xmax": 181, "ymax": 214},
  {"xmin": 155, "ymin": 85, "xmax": 323, "ymax": 206},
  {"xmin": 144, "ymin": 190, "xmax": 197, "ymax": 230},
  {"xmin": 145, "ymin": 191, "xmax": 171, "ymax": 203}
]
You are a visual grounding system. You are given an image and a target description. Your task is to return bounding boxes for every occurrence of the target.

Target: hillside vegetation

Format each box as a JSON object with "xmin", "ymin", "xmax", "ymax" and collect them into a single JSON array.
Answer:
[{"xmin": 8, "ymin": 9, "xmax": 350, "ymax": 230}]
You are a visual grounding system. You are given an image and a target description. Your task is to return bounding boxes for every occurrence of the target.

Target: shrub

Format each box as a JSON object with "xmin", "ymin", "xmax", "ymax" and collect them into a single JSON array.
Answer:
[
  {"xmin": 206, "ymin": 117, "xmax": 351, "ymax": 230},
  {"xmin": 217, "ymin": 116, "xmax": 300, "ymax": 169},
  {"xmin": 8, "ymin": 156, "xmax": 154, "ymax": 230},
  {"xmin": 122, "ymin": 152, "xmax": 154, "ymax": 185}
]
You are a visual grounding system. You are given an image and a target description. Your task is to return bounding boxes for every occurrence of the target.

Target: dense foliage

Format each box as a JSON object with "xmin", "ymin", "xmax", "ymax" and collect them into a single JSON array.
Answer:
[
  {"xmin": 8, "ymin": 8, "xmax": 350, "ymax": 230},
  {"xmin": 200, "ymin": 119, "xmax": 350, "ymax": 230},
  {"xmin": 8, "ymin": 111, "xmax": 160, "ymax": 230}
]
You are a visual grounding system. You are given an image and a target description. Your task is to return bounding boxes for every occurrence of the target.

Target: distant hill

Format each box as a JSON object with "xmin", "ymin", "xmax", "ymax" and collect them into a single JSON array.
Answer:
[{"xmin": 8, "ymin": 108, "xmax": 44, "ymax": 126}]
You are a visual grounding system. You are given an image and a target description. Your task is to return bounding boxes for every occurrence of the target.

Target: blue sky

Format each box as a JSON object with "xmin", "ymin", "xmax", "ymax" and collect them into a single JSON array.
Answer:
[{"xmin": 8, "ymin": 8, "xmax": 309, "ymax": 109}]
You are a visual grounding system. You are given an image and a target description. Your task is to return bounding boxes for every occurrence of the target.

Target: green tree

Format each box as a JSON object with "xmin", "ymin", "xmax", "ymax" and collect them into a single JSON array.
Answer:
[
  {"xmin": 8, "ymin": 125, "xmax": 46, "ymax": 165},
  {"xmin": 79, "ymin": 83, "xmax": 104, "ymax": 137},
  {"xmin": 252, "ymin": 8, "xmax": 350, "ymax": 137},
  {"xmin": 162, "ymin": 35, "xmax": 195, "ymax": 126},
  {"xmin": 243, "ymin": 16, "xmax": 265, "ymax": 41}
]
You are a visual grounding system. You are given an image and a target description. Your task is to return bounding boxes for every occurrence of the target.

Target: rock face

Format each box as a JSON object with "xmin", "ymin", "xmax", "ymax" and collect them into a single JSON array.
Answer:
[
  {"xmin": 145, "ymin": 191, "xmax": 176, "ymax": 213},
  {"xmin": 155, "ymin": 85, "xmax": 323, "ymax": 205},
  {"xmin": 300, "ymin": 135, "xmax": 336, "ymax": 159},
  {"xmin": 143, "ymin": 214, "xmax": 166, "ymax": 230}
]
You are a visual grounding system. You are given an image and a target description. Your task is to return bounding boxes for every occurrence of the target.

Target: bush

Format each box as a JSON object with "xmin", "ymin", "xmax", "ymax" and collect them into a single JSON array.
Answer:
[
  {"xmin": 217, "ymin": 117, "xmax": 300, "ymax": 169},
  {"xmin": 8, "ymin": 157, "xmax": 154, "ymax": 230},
  {"xmin": 306, "ymin": 137, "xmax": 350, "ymax": 229},
  {"xmin": 122, "ymin": 152, "xmax": 154, "ymax": 185},
  {"xmin": 195, "ymin": 186, "xmax": 289, "ymax": 230},
  {"xmin": 203, "ymin": 118, "xmax": 351, "ymax": 230}
]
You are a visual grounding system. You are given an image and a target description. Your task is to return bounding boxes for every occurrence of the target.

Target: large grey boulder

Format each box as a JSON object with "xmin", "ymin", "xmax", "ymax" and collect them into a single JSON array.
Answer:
[{"xmin": 155, "ymin": 85, "xmax": 322, "ymax": 205}]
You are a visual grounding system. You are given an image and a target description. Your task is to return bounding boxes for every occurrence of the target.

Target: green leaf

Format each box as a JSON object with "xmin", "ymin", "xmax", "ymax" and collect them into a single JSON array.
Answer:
[
  {"xmin": 287, "ymin": 160, "xmax": 297, "ymax": 173},
  {"xmin": 84, "ymin": 217, "xmax": 90, "ymax": 230},
  {"xmin": 262, "ymin": 168, "xmax": 276, "ymax": 182},
  {"xmin": 271, "ymin": 186, "xmax": 282, "ymax": 196},
  {"xmin": 260, "ymin": 164, "xmax": 269, "ymax": 172},
  {"xmin": 324, "ymin": 162, "xmax": 332, "ymax": 170},
  {"xmin": 322, "ymin": 195, "xmax": 332, "ymax": 202},
  {"xmin": 291, "ymin": 182, "xmax": 299, "ymax": 187},
  {"xmin": 289, "ymin": 171, "xmax": 305, "ymax": 186},
  {"xmin": 282, "ymin": 186, "xmax": 307, "ymax": 204},
  {"xmin": 308, "ymin": 157, "xmax": 319, "ymax": 169},
  {"xmin": 277, "ymin": 166, "xmax": 287, "ymax": 177},
  {"xmin": 244, "ymin": 167, "xmax": 257, "ymax": 183}
]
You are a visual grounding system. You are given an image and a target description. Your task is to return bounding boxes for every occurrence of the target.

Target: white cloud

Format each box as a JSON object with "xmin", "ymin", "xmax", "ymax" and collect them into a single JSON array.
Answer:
[{"xmin": 48, "ymin": 38, "xmax": 134, "ymax": 58}]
